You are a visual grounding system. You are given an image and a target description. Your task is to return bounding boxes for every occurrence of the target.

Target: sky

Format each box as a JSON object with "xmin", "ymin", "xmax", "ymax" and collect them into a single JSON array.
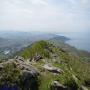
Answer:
[{"xmin": 0, "ymin": 0, "xmax": 90, "ymax": 33}]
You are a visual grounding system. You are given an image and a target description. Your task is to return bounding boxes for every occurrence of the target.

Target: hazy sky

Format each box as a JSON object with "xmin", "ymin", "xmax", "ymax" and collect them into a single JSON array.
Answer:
[{"xmin": 0, "ymin": 0, "xmax": 90, "ymax": 32}]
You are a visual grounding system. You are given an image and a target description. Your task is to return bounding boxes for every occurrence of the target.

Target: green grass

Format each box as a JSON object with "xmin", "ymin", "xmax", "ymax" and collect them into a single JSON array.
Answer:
[
  {"xmin": 20, "ymin": 40, "xmax": 50, "ymax": 59},
  {"xmin": 0, "ymin": 63, "xmax": 21, "ymax": 86},
  {"xmin": 18, "ymin": 40, "xmax": 90, "ymax": 89}
]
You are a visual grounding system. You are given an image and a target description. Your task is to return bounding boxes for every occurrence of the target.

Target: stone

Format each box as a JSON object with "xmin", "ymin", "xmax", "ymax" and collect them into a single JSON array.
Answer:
[
  {"xmin": 15, "ymin": 56, "xmax": 25, "ymax": 61},
  {"xmin": 50, "ymin": 81, "xmax": 67, "ymax": 90},
  {"xmin": 0, "ymin": 58, "xmax": 39, "ymax": 90},
  {"xmin": 33, "ymin": 55, "xmax": 43, "ymax": 61},
  {"xmin": 80, "ymin": 85, "xmax": 88, "ymax": 90},
  {"xmin": 43, "ymin": 64, "xmax": 63, "ymax": 74},
  {"xmin": 0, "ymin": 64, "xmax": 3, "ymax": 70}
]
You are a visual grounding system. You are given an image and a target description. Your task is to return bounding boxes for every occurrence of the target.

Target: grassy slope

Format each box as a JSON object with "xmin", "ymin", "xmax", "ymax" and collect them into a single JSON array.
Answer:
[
  {"xmin": 20, "ymin": 40, "xmax": 50, "ymax": 59},
  {"xmin": 19, "ymin": 40, "xmax": 90, "ymax": 90}
]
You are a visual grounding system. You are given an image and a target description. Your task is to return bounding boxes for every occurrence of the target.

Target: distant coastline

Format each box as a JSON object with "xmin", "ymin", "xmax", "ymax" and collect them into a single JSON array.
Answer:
[{"xmin": 57, "ymin": 32, "xmax": 90, "ymax": 52}]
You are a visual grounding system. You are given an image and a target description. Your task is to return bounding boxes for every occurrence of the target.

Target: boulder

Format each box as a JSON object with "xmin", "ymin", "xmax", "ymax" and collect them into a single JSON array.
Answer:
[
  {"xmin": 0, "ymin": 58, "xmax": 39, "ymax": 76},
  {"xmin": 0, "ymin": 58, "xmax": 39, "ymax": 90},
  {"xmin": 15, "ymin": 56, "xmax": 25, "ymax": 61},
  {"xmin": 21, "ymin": 70, "xmax": 39, "ymax": 90},
  {"xmin": 80, "ymin": 85, "xmax": 88, "ymax": 90},
  {"xmin": 43, "ymin": 64, "xmax": 63, "ymax": 74},
  {"xmin": 0, "ymin": 64, "xmax": 3, "ymax": 70},
  {"xmin": 50, "ymin": 81, "xmax": 67, "ymax": 90},
  {"xmin": 33, "ymin": 55, "xmax": 43, "ymax": 61}
]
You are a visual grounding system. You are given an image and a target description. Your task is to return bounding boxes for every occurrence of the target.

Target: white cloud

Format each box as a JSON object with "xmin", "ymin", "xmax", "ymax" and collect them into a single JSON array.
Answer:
[
  {"xmin": 0, "ymin": 0, "xmax": 90, "ymax": 32},
  {"xmin": 68, "ymin": 0, "xmax": 77, "ymax": 5},
  {"xmin": 81, "ymin": 0, "xmax": 88, "ymax": 4},
  {"xmin": 30, "ymin": 0, "xmax": 48, "ymax": 5}
]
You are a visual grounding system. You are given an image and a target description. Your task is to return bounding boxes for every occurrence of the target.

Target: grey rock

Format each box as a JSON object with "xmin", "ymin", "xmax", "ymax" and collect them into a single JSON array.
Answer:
[
  {"xmin": 0, "ymin": 64, "xmax": 3, "ymax": 70},
  {"xmin": 80, "ymin": 85, "xmax": 88, "ymax": 90},
  {"xmin": 50, "ymin": 81, "xmax": 67, "ymax": 90},
  {"xmin": 43, "ymin": 64, "xmax": 64, "ymax": 74},
  {"xmin": 15, "ymin": 56, "xmax": 25, "ymax": 61},
  {"xmin": 0, "ymin": 57, "xmax": 39, "ymax": 76},
  {"xmin": 33, "ymin": 55, "xmax": 43, "ymax": 61},
  {"xmin": 0, "ymin": 57, "xmax": 39, "ymax": 90}
]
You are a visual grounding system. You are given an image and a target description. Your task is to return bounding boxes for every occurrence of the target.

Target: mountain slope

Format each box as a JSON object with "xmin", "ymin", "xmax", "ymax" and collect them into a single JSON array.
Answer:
[
  {"xmin": 18, "ymin": 40, "xmax": 90, "ymax": 90},
  {"xmin": 0, "ymin": 40, "xmax": 90, "ymax": 90},
  {"xmin": 20, "ymin": 40, "xmax": 50, "ymax": 59}
]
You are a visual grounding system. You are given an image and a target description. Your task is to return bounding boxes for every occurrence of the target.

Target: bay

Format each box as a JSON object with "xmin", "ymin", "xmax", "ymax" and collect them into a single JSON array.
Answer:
[{"xmin": 58, "ymin": 31, "xmax": 90, "ymax": 52}]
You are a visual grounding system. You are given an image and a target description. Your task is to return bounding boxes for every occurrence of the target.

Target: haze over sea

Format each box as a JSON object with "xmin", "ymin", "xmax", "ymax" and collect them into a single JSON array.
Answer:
[
  {"xmin": 0, "ymin": 0, "xmax": 90, "ymax": 52},
  {"xmin": 58, "ymin": 31, "xmax": 90, "ymax": 52}
]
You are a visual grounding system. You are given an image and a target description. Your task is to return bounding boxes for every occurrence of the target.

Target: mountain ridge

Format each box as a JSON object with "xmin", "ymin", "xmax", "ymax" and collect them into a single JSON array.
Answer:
[
  {"xmin": 15, "ymin": 40, "xmax": 90, "ymax": 90},
  {"xmin": 0, "ymin": 35, "xmax": 90, "ymax": 90}
]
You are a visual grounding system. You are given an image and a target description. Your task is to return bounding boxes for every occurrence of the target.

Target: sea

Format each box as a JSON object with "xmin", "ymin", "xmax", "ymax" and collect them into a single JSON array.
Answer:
[{"xmin": 58, "ymin": 31, "xmax": 90, "ymax": 52}]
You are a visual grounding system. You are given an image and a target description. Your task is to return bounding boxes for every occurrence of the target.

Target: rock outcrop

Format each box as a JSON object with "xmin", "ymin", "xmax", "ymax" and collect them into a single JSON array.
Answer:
[
  {"xmin": 43, "ymin": 64, "xmax": 63, "ymax": 74},
  {"xmin": 33, "ymin": 54, "xmax": 43, "ymax": 61},
  {"xmin": 50, "ymin": 81, "xmax": 67, "ymax": 90},
  {"xmin": 0, "ymin": 57, "xmax": 39, "ymax": 90},
  {"xmin": 80, "ymin": 85, "xmax": 88, "ymax": 90}
]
